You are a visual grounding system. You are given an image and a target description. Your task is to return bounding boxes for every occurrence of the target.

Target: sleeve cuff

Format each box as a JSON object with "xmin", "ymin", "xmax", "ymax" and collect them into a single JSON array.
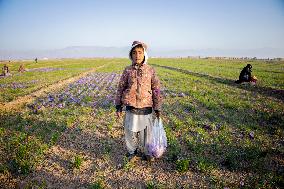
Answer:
[
  {"xmin": 116, "ymin": 105, "xmax": 122, "ymax": 112},
  {"xmin": 154, "ymin": 110, "xmax": 160, "ymax": 114}
]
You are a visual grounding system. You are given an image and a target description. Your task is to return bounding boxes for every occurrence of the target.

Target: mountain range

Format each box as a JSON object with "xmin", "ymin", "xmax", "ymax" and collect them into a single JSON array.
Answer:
[{"xmin": 0, "ymin": 46, "xmax": 283, "ymax": 60}]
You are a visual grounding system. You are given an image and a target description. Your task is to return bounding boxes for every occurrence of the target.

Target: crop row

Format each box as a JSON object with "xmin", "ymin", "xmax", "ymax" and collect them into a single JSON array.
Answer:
[{"xmin": 28, "ymin": 72, "xmax": 121, "ymax": 111}]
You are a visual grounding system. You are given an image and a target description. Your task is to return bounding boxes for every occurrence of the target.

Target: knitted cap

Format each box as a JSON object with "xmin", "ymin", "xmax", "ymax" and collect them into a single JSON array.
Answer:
[
  {"xmin": 132, "ymin": 41, "xmax": 148, "ymax": 50},
  {"xmin": 129, "ymin": 40, "xmax": 148, "ymax": 64}
]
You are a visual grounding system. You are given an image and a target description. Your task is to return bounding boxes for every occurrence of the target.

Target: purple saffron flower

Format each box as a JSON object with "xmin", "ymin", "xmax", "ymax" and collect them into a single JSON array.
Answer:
[
  {"xmin": 58, "ymin": 103, "xmax": 64, "ymax": 108},
  {"xmin": 249, "ymin": 131, "xmax": 254, "ymax": 139},
  {"xmin": 178, "ymin": 92, "xmax": 186, "ymax": 97}
]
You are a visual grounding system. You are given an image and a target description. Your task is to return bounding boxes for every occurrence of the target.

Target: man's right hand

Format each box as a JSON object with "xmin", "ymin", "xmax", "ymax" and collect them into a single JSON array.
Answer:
[
  {"xmin": 155, "ymin": 110, "xmax": 161, "ymax": 119},
  {"xmin": 116, "ymin": 111, "xmax": 122, "ymax": 120}
]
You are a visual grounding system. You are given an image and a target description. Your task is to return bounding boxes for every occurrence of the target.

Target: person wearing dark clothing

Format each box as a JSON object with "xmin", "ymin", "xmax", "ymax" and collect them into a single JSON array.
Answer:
[
  {"xmin": 235, "ymin": 64, "xmax": 255, "ymax": 84},
  {"xmin": 2, "ymin": 64, "xmax": 11, "ymax": 76}
]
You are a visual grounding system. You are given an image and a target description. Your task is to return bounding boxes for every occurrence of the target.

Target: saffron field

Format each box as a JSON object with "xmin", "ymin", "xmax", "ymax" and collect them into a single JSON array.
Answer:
[{"xmin": 0, "ymin": 58, "xmax": 283, "ymax": 188}]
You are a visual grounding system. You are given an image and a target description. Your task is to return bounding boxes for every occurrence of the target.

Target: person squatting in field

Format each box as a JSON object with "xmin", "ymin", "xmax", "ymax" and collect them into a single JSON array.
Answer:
[
  {"xmin": 235, "ymin": 64, "xmax": 257, "ymax": 84},
  {"xmin": 115, "ymin": 41, "xmax": 163, "ymax": 162},
  {"xmin": 18, "ymin": 64, "xmax": 26, "ymax": 73},
  {"xmin": 1, "ymin": 64, "xmax": 11, "ymax": 77}
]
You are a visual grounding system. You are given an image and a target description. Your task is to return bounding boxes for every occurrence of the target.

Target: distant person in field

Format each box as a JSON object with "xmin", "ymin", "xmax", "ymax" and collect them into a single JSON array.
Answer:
[
  {"xmin": 115, "ymin": 41, "xmax": 163, "ymax": 162},
  {"xmin": 35, "ymin": 58, "xmax": 38, "ymax": 63},
  {"xmin": 235, "ymin": 64, "xmax": 257, "ymax": 84},
  {"xmin": 18, "ymin": 64, "xmax": 26, "ymax": 73},
  {"xmin": 2, "ymin": 64, "xmax": 11, "ymax": 76}
]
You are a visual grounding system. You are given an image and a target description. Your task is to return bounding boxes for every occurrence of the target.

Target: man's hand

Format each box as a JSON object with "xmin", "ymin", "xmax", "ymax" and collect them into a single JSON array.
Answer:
[
  {"xmin": 155, "ymin": 110, "xmax": 160, "ymax": 119},
  {"xmin": 116, "ymin": 111, "xmax": 122, "ymax": 121},
  {"xmin": 115, "ymin": 105, "xmax": 123, "ymax": 121}
]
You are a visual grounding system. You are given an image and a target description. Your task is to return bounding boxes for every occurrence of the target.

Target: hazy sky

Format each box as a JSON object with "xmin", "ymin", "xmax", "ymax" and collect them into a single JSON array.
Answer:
[{"xmin": 0, "ymin": 0, "xmax": 283, "ymax": 51}]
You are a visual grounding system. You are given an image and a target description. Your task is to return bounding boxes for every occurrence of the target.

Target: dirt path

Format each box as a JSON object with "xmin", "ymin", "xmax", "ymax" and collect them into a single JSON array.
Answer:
[
  {"xmin": 19, "ymin": 113, "xmax": 206, "ymax": 189},
  {"xmin": 1, "ymin": 65, "xmax": 106, "ymax": 112}
]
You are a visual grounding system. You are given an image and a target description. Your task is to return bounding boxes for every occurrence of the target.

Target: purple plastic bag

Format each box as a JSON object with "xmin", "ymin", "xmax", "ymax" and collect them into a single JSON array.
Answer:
[{"xmin": 146, "ymin": 118, "xmax": 167, "ymax": 158}]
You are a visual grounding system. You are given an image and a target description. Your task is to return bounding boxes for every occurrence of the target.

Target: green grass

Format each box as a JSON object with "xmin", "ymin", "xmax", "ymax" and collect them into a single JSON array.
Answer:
[
  {"xmin": 88, "ymin": 181, "xmax": 105, "ymax": 189},
  {"xmin": 72, "ymin": 155, "xmax": 84, "ymax": 169},
  {"xmin": 149, "ymin": 58, "xmax": 284, "ymax": 89},
  {"xmin": 176, "ymin": 159, "xmax": 190, "ymax": 173},
  {"xmin": 0, "ymin": 59, "xmax": 116, "ymax": 102},
  {"xmin": 149, "ymin": 58, "xmax": 284, "ymax": 187},
  {"xmin": 0, "ymin": 58, "xmax": 283, "ymax": 188},
  {"xmin": 1, "ymin": 130, "xmax": 47, "ymax": 175},
  {"xmin": 146, "ymin": 180, "xmax": 165, "ymax": 189}
]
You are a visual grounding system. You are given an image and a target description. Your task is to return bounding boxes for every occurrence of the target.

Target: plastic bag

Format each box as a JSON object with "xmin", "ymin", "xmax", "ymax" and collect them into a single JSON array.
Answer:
[{"xmin": 146, "ymin": 118, "xmax": 167, "ymax": 158}]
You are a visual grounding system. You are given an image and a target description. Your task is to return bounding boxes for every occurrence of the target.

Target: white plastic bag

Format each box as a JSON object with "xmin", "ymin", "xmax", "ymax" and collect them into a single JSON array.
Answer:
[{"xmin": 146, "ymin": 118, "xmax": 167, "ymax": 158}]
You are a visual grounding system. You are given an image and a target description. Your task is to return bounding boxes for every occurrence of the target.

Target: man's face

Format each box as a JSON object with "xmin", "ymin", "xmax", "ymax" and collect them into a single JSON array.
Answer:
[{"xmin": 131, "ymin": 47, "xmax": 144, "ymax": 65}]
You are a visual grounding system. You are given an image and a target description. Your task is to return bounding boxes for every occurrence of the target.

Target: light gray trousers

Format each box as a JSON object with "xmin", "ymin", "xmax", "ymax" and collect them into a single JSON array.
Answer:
[
  {"xmin": 123, "ymin": 111, "xmax": 153, "ymax": 155},
  {"xmin": 124, "ymin": 127, "xmax": 148, "ymax": 155}
]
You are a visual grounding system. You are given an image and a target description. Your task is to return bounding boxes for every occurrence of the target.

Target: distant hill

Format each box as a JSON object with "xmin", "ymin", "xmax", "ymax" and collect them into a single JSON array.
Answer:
[
  {"xmin": 0, "ymin": 46, "xmax": 129, "ymax": 60},
  {"xmin": 150, "ymin": 48, "xmax": 284, "ymax": 59},
  {"xmin": 0, "ymin": 46, "xmax": 283, "ymax": 60}
]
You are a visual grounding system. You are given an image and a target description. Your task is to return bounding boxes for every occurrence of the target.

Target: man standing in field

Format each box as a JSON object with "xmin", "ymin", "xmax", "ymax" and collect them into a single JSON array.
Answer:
[{"xmin": 115, "ymin": 41, "xmax": 163, "ymax": 162}]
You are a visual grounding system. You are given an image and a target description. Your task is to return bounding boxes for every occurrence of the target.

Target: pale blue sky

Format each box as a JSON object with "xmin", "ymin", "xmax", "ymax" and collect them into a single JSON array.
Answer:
[{"xmin": 0, "ymin": 0, "xmax": 283, "ymax": 51}]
